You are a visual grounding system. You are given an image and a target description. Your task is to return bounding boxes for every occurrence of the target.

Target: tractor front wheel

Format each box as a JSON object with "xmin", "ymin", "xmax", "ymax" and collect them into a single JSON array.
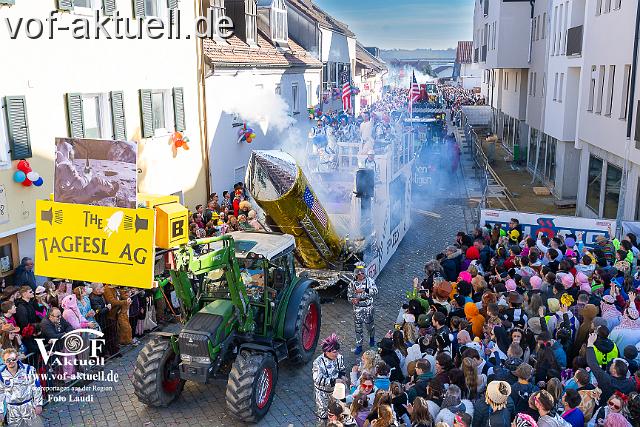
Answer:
[
  {"xmin": 226, "ymin": 350, "xmax": 278, "ymax": 422},
  {"xmin": 287, "ymin": 287, "xmax": 321, "ymax": 364},
  {"xmin": 133, "ymin": 336, "xmax": 185, "ymax": 407}
]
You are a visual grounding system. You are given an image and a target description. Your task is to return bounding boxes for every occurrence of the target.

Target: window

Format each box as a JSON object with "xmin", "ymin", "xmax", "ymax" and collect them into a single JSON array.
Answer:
[
  {"xmin": 533, "ymin": 72, "xmax": 537, "ymax": 96},
  {"xmin": 291, "ymin": 83, "xmax": 299, "ymax": 113},
  {"xmin": 139, "ymin": 88, "xmax": 181, "ymax": 138},
  {"xmin": 271, "ymin": 0, "xmax": 288, "ymax": 43},
  {"xmin": 542, "ymin": 73, "xmax": 546, "ymax": 96},
  {"xmin": 532, "ymin": 17, "xmax": 537, "ymax": 43},
  {"xmin": 542, "ymin": 12, "xmax": 546, "ymax": 39},
  {"xmin": 596, "ymin": 0, "xmax": 602, "ymax": 15},
  {"xmin": 245, "ymin": 0, "xmax": 257, "ymax": 45},
  {"xmin": 596, "ymin": 65, "xmax": 606, "ymax": 114},
  {"xmin": 210, "ymin": 0, "xmax": 227, "ymax": 38},
  {"xmin": 603, "ymin": 0, "xmax": 611, "ymax": 13},
  {"xmin": 306, "ymin": 81, "xmax": 313, "ymax": 108},
  {"xmin": 329, "ymin": 62, "xmax": 337, "ymax": 87},
  {"xmin": 275, "ymin": 84, "xmax": 281, "ymax": 96},
  {"xmin": 529, "ymin": 72, "xmax": 533, "ymax": 95},
  {"xmin": 604, "ymin": 163, "xmax": 622, "ymax": 218},
  {"xmin": 588, "ymin": 66, "xmax": 596, "ymax": 111},
  {"xmin": 586, "ymin": 156, "xmax": 603, "ymax": 214},
  {"xmin": 144, "ymin": 0, "xmax": 165, "ymax": 17},
  {"xmin": 553, "ymin": 73, "xmax": 558, "ymax": 101},
  {"xmin": 621, "ymin": 64, "xmax": 632, "ymax": 119},
  {"xmin": 613, "ymin": 0, "xmax": 622, "ymax": 9},
  {"xmin": 504, "ymin": 72, "xmax": 509, "ymax": 90},
  {"xmin": 605, "ymin": 65, "xmax": 616, "ymax": 116},
  {"xmin": 558, "ymin": 4, "xmax": 563, "ymax": 54},
  {"xmin": 558, "ymin": 73, "xmax": 564, "ymax": 102},
  {"xmin": 66, "ymin": 93, "xmax": 119, "ymax": 139},
  {"xmin": 69, "ymin": 0, "xmax": 105, "ymax": 15},
  {"xmin": 536, "ymin": 16, "xmax": 540, "ymax": 40},
  {"xmin": 515, "ymin": 72, "xmax": 519, "ymax": 91},
  {"xmin": 552, "ymin": 6, "xmax": 558, "ymax": 55},
  {"xmin": 0, "ymin": 235, "xmax": 19, "ymax": 278}
]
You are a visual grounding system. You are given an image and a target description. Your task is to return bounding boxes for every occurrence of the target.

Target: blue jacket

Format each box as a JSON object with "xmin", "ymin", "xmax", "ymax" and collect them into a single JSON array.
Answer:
[
  {"xmin": 374, "ymin": 376, "xmax": 390, "ymax": 391},
  {"xmin": 562, "ymin": 407, "xmax": 584, "ymax": 427},
  {"xmin": 552, "ymin": 341, "xmax": 567, "ymax": 368}
]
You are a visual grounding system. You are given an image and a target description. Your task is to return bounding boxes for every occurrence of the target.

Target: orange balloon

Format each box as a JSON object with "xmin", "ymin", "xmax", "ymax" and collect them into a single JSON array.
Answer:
[
  {"xmin": 183, "ymin": 143, "xmax": 190, "ymax": 150},
  {"xmin": 175, "ymin": 140, "xmax": 183, "ymax": 147},
  {"xmin": 174, "ymin": 131, "xmax": 183, "ymax": 140}
]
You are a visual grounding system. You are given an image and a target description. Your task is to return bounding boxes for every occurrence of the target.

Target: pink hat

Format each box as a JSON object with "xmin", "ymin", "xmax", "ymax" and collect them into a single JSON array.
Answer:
[
  {"xmin": 458, "ymin": 271, "xmax": 472, "ymax": 283},
  {"xmin": 561, "ymin": 274, "xmax": 574, "ymax": 289},
  {"xmin": 580, "ymin": 283, "xmax": 592, "ymax": 294},
  {"xmin": 530, "ymin": 276, "xmax": 542, "ymax": 290},
  {"xmin": 576, "ymin": 272, "xmax": 589, "ymax": 286},
  {"xmin": 506, "ymin": 279, "xmax": 517, "ymax": 292}
]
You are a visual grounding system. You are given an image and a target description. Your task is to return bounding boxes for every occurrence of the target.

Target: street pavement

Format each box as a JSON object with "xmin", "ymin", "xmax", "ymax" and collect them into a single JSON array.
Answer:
[{"xmin": 43, "ymin": 138, "xmax": 474, "ymax": 427}]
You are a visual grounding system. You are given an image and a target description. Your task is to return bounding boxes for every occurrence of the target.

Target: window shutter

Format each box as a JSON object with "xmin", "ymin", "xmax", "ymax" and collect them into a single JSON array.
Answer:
[
  {"xmin": 0, "ymin": 0, "xmax": 16, "ymax": 6},
  {"xmin": 57, "ymin": 0, "xmax": 73, "ymax": 11},
  {"xmin": 4, "ymin": 96, "xmax": 32, "ymax": 160},
  {"xmin": 139, "ymin": 89, "xmax": 153, "ymax": 138},
  {"xmin": 110, "ymin": 91, "xmax": 127, "ymax": 140},
  {"xmin": 167, "ymin": 0, "xmax": 178, "ymax": 9},
  {"xmin": 103, "ymin": 0, "xmax": 116, "ymax": 15},
  {"xmin": 133, "ymin": 0, "xmax": 146, "ymax": 18},
  {"xmin": 173, "ymin": 87, "xmax": 185, "ymax": 132},
  {"xmin": 66, "ymin": 93, "xmax": 85, "ymax": 138}
]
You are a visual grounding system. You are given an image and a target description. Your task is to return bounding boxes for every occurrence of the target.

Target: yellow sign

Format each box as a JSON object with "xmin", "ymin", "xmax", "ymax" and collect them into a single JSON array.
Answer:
[
  {"xmin": 155, "ymin": 203, "xmax": 189, "ymax": 249},
  {"xmin": 35, "ymin": 200, "xmax": 155, "ymax": 288}
]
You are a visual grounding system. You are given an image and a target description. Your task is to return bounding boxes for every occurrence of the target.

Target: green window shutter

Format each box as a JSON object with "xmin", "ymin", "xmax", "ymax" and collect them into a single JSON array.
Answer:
[
  {"xmin": 4, "ymin": 96, "xmax": 32, "ymax": 160},
  {"xmin": 103, "ymin": 0, "xmax": 116, "ymax": 15},
  {"xmin": 133, "ymin": 0, "xmax": 146, "ymax": 18},
  {"xmin": 139, "ymin": 89, "xmax": 153, "ymax": 138},
  {"xmin": 57, "ymin": 0, "xmax": 73, "ymax": 11},
  {"xmin": 0, "ymin": 0, "xmax": 16, "ymax": 6},
  {"xmin": 173, "ymin": 87, "xmax": 185, "ymax": 132},
  {"xmin": 110, "ymin": 91, "xmax": 127, "ymax": 140},
  {"xmin": 167, "ymin": 0, "xmax": 178, "ymax": 9},
  {"xmin": 66, "ymin": 93, "xmax": 85, "ymax": 138}
]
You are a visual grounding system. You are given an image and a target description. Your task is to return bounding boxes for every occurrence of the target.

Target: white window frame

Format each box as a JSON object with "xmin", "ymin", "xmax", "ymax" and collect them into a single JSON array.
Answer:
[
  {"xmin": 0, "ymin": 101, "xmax": 11, "ymax": 169},
  {"xmin": 596, "ymin": 0, "xmax": 603, "ymax": 15},
  {"xmin": 596, "ymin": 65, "xmax": 606, "ymax": 114},
  {"xmin": 603, "ymin": 0, "xmax": 611, "ymax": 13},
  {"xmin": 72, "ymin": 0, "xmax": 103, "ymax": 16},
  {"xmin": 553, "ymin": 73, "xmax": 558, "ymax": 101},
  {"xmin": 246, "ymin": 0, "xmax": 257, "ymax": 46},
  {"xmin": 558, "ymin": 73, "xmax": 564, "ymax": 103},
  {"xmin": 291, "ymin": 83, "xmax": 299, "ymax": 114},
  {"xmin": 144, "ymin": 0, "xmax": 167, "ymax": 18},
  {"xmin": 613, "ymin": 0, "xmax": 622, "ymax": 10},
  {"xmin": 588, "ymin": 67, "xmax": 596, "ymax": 111},
  {"xmin": 605, "ymin": 65, "xmax": 616, "ymax": 116},
  {"xmin": 150, "ymin": 89, "xmax": 175, "ymax": 137},
  {"xmin": 533, "ymin": 72, "xmax": 537, "ymax": 96},
  {"xmin": 81, "ymin": 93, "xmax": 112, "ymax": 139},
  {"xmin": 620, "ymin": 64, "xmax": 631, "ymax": 119},
  {"xmin": 306, "ymin": 80, "xmax": 313, "ymax": 108},
  {"xmin": 271, "ymin": 0, "xmax": 288, "ymax": 44},
  {"xmin": 542, "ymin": 12, "xmax": 546, "ymax": 39}
]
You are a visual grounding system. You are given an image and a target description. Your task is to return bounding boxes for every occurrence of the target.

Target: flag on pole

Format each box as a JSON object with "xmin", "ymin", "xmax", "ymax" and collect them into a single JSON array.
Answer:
[
  {"xmin": 409, "ymin": 71, "xmax": 420, "ymax": 115},
  {"xmin": 342, "ymin": 72, "xmax": 352, "ymax": 112}
]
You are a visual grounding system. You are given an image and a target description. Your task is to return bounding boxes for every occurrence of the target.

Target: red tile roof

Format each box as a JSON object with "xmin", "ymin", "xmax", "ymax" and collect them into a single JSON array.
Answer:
[
  {"xmin": 456, "ymin": 41, "xmax": 473, "ymax": 64},
  {"xmin": 203, "ymin": 31, "xmax": 323, "ymax": 68}
]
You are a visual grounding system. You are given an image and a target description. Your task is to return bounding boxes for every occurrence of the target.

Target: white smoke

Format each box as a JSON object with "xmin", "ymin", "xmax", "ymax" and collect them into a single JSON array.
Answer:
[
  {"xmin": 210, "ymin": 75, "xmax": 295, "ymax": 134},
  {"xmin": 388, "ymin": 65, "xmax": 437, "ymax": 88}
]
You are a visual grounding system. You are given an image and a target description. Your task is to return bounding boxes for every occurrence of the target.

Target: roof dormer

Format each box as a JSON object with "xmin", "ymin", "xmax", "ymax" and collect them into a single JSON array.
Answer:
[
  {"xmin": 257, "ymin": 0, "xmax": 289, "ymax": 48},
  {"xmin": 226, "ymin": 0, "xmax": 258, "ymax": 46}
]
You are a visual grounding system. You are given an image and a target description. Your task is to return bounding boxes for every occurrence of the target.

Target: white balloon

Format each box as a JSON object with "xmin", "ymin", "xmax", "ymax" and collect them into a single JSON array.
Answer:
[{"xmin": 26, "ymin": 172, "xmax": 39, "ymax": 181}]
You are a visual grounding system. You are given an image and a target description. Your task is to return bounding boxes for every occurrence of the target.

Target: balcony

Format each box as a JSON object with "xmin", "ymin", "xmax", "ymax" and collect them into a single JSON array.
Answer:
[
  {"xmin": 481, "ymin": 45, "xmax": 487, "ymax": 62},
  {"xmin": 474, "ymin": 48, "xmax": 479, "ymax": 63},
  {"xmin": 566, "ymin": 25, "xmax": 583, "ymax": 57}
]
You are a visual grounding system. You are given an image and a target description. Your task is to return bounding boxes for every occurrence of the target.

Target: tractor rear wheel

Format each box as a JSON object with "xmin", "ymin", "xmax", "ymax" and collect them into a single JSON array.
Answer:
[
  {"xmin": 226, "ymin": 350, "xmax": 278, "ymax": 422},
  {"xmin": 133, "ymin": 336, "xmax": 185, "ymax": 407},
  {"xmin": 287, "ymin": 287, "xmax": 321, "ymax": 365}
]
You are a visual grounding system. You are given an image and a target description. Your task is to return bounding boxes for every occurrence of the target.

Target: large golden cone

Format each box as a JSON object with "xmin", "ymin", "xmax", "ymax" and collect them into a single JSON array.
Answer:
[{"xmin": 246, "ymin": 151, "xmax": 343, "ymax": 269}]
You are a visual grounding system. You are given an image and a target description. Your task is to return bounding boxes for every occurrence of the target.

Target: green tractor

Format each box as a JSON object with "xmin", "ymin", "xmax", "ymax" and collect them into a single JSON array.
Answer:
[{"xmin": 132, "ymin": 231, "xmax": 322, "ymax": 422}]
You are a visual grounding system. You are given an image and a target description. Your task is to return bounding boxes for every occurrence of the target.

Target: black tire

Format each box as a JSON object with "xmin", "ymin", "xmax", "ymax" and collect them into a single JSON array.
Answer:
[
  {"xmin": 133, "ymin": 336, "xmax": 185, "ymax": 407},
  {"xmin": 226, "ymin": 350, "xmax": 278, "ymax": 423},
  {"xmin": 287, "ymin": 288, "xmax": 321, "ymax": 365}
]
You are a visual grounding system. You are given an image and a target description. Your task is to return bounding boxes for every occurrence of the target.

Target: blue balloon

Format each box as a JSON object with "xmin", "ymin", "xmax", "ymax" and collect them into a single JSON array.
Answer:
[
  {"xmin": 33, "ymin": 177, "xmax": 44, "ymax": 187},
  {"xmin": 13, "ymin": 170, "xmax": 26, "ymax": 183}
]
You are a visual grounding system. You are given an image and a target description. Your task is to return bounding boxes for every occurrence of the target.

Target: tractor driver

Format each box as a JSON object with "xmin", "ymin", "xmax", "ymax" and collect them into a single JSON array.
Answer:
[{"xmin": 240, "ymin": 257, "xmax": 265, "ymax": 299}]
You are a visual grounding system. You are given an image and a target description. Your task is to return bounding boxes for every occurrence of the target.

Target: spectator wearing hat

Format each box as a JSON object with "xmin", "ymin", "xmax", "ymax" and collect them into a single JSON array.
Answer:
[
  {"xmin": 472, "ymin": 380, "xmax": 513, "ymax": 427},
  {"xmin": 378, "ymin": 338, "xmax": 403, "ymax": 383},
  {"xmin": 464, "ymin": 302, "xmax": 485, "ymax": 338},
  {"xmin": 441, "ymin": 246, "xmax": 463, "ymax": 282},
  {"xmin": 610, "ymin": 291, "xmax": 640, "ymax": 351},
  {"xmin": 13, "ymin": 257, "xmax": 36, "ymax": 291}
]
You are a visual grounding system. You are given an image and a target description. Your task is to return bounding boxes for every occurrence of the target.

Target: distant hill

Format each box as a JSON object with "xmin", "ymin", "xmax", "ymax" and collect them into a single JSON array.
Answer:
[{"xmin": 380, "ymin": 48, "xmax": 456, "ymax": 61}]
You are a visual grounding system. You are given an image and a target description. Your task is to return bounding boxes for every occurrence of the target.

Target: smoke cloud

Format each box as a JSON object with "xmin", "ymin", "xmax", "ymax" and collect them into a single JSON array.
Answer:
[
  {"xmin": 209, "ymin": 75, "xmax": 295, "ymax": 134},
  {"xmin": 387, "ymin": 65, "xmax": 436, "ymax": 88}
]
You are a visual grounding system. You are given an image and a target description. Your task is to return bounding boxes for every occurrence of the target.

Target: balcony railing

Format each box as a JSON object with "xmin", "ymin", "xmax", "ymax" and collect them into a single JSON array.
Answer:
[
  {"xmin": 474, "ymin": 48, "xmax": 479, "ymax": 63},
  {"xmin": 566, "ymin": 25, "xmax": 583, "ymax": 56},
  {"xmin": 481, "ymin": 45, "xmax": 487, "ymax": 62}
]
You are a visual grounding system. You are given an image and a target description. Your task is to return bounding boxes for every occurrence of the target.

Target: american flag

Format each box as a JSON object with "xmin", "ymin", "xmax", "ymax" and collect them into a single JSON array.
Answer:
[
  {"xmin": 341, "ymin": 72, "xmax": 352, "ymax": 112},
  {"xmin": 409, "ymin": 71, "xmax": 420, "ymax": 115},
  {"xmin": 303, "ymin": 187, "xmax": 328, "ymax": 228}
]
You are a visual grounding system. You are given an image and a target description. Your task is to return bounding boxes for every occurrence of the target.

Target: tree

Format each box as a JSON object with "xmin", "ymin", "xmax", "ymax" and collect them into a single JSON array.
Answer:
[{"xmin": 421, "ymin": 62, "xmax": 434, "ymax": 77}]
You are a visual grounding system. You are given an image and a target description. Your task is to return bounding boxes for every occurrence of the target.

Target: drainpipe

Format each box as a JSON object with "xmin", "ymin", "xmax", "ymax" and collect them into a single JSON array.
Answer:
[
  {"xmin": 195, "ymin": 0, "xmax": 211, "ymax": 197},
  {"xmin": 616, "ymin": 2, "xmax": 640, "ymax": 235}
]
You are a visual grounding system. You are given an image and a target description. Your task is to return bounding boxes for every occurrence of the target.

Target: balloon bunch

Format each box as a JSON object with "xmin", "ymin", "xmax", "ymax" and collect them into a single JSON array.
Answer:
[
  {"xmin": 237, "ymin": 123, "xmax": 257, "ymax": 144},
  {"xmin": 13, "ymin": 159, "xmax": 44, "ymax": 187},
  {"xmin": 170, "ymin": 131, "xmax": 190, "ymax": 150},
  {"xmin": 332, "ymin": 88, "xmax": 341, "ymax": 101},
  {"xmin": 351, "ymin": 86, "xmax": 360, "ymax": 95},
  {"xmin": 308, "ymin": 106, "xmax": 323, "ymax": 120}
]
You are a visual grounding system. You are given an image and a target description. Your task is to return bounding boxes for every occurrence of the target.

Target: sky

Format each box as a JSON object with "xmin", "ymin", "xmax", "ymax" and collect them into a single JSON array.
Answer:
[{"xmin": 314, "ymin": 0, "xmax": 475, "ymax": 50}]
